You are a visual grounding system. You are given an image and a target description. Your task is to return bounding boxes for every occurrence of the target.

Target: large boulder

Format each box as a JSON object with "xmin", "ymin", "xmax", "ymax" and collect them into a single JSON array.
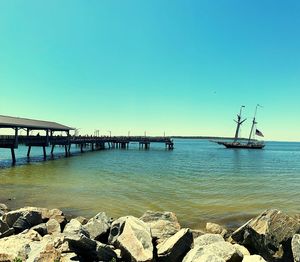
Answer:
[
  {"xmin": 140, "ymin": 210, "xmax": 181, "ymax": 243},
  {"xmin": 183, "ymin": 233, "xmax": 242, "ymax": 262},
  {"xmin": 3, "ymin": 206, "xmax": 67, "ymax": 229},
  {"xmin": 231, "ymin": 209, "xmax": 300, "ymax": 261},
  {"xmin": 0, "ymin": 229, "xmax": 42, "ymax": 261},
  {"xmin": 63, "ymin": 219, "xmax": 97, "ymax": 254},
  {"xmin": 11, "ymin": 211, "xmax": 43, "ymax": 234},
  {"xmin": 109, "ymin": 216, "xmax": 153, "ymax": 262},
  {"xmin": 17, "ymin": 207, "xmax": 65, "ymax": 221},
  {"xmin": 157, "ymin": 228, "xmax": 193, "ymax": 261},
  {"xmin": 292, "ymin": 234, "xmax": 300, "ymax": 262},
  {"xmin": 3, "ymin": 208, "xmax": 43, "ymax": 230},
  {"xmin": 82, "ymin": 212, "xmax": 111, "ymax": 242}
]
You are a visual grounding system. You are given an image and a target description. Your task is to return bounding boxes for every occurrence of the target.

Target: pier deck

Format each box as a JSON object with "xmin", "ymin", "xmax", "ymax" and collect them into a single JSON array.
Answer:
[{"xmin": 0, "ymin": 115, "xmax": 174, "ymax": 164}]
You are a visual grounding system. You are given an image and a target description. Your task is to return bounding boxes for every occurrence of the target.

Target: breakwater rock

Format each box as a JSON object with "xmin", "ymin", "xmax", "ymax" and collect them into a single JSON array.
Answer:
[{"xmin": 0, "ymin": 206, "xmax": 299, "ymax": 262}]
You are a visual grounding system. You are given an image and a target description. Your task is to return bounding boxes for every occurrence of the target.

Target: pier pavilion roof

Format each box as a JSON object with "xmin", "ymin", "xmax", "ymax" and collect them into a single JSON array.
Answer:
[{"xmin": 0, "ymin": 115, "xmax": 74, "ymax": 131}]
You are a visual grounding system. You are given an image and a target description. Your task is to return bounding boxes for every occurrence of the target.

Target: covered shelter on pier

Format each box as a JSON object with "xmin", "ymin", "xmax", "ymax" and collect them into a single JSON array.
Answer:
[{"xmin": 0, "ymin": 115, "xmax": 74, "ymax": 163}]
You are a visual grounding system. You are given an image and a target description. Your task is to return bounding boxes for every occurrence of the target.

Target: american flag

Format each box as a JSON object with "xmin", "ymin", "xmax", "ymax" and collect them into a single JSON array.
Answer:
[{"xmin": 255, "ymin": 129, "xmax": 264, "ymax": 137}]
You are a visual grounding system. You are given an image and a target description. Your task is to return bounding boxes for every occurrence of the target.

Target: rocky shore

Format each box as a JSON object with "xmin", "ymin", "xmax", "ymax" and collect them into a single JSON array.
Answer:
[{"xmin": 0, "ymin": 204, "xmax": 299, "ymax": 262}]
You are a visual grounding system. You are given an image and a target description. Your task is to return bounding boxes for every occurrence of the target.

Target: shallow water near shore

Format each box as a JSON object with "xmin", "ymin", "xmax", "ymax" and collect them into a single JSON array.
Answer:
[{"xmin": 0, "ymin": 139, "xmax": 300, "ymax": 229}]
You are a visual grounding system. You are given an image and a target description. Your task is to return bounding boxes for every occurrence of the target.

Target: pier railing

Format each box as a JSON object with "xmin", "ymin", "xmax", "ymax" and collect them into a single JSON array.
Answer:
[{"xmin": 0, "ymin": 135, "xmax": 174, "ymax": 164}]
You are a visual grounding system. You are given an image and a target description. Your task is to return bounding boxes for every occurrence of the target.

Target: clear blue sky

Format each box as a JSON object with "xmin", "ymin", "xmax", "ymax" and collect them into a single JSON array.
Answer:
[{"xmin": 0, "ymin": 1, "xmax": 299, "ymax": 141}]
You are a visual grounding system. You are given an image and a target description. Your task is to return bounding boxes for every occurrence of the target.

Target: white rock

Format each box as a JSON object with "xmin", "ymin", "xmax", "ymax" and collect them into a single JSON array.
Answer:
[
  {"xmin": 183, "ymin": 234, "xmax": 242, "ymax": 262},
  {"xmin": 109, "ymin": 216, "xmax": 153, "ymax": 262}
]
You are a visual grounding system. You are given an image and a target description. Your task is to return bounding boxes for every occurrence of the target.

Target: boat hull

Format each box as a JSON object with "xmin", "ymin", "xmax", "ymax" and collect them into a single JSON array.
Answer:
[{"xmin": 218, "ymin": 142, "xmax": 265, "ymax": 149}]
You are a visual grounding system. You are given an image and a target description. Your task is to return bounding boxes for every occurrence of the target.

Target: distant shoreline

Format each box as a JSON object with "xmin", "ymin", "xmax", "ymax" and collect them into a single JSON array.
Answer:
[{"xmin": 171, "ymin": 136, "xmax": 249, "ymax": 141}]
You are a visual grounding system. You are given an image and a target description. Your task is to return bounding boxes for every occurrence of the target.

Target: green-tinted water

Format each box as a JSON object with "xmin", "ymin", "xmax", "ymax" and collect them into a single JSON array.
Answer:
[{"xmin": 1, "ymin": 139, "xmax": 300, "ymax": 229}]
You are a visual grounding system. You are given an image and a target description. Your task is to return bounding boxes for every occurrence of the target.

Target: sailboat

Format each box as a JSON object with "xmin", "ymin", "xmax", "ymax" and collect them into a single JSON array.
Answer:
[{"xmin": 216, "ymin": 105, "xmax": 265, "ymax": 149}]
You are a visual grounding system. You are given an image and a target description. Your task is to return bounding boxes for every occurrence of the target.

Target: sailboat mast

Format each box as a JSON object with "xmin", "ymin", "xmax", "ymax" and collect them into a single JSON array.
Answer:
[
  {"xmin": 248, "ymin": 104, "xmax": 260, "ymax": 143},
  {"xmin": 234, "ymin": 105, "xmax": 246, "ymax": 142}
]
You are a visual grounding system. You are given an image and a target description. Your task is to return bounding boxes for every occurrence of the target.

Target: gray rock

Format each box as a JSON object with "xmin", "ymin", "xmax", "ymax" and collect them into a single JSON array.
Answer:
[
  {"xmin": 31, "ymin": 223, "xmax": 48, "ymax": 236},
  {"xmin": 231, "ymin": 209, "xmax": 300, "ymax": 262},
  {"xmin": 3, "ymin": 209, "xmax": 23, "ymax": 227},
  {"xmin": 242, "ymin": 255, "xmax": 266, "ymax": 262},
  {"xmin": 23, "ymin": 207, "xmax": 64, "ymax": 221},
  {"xmin": 183, "ymin": 241, "xmax": 242, "ymax": 262},
  {"xmin": 63, "ymin": 219, "xmax": 97, "ymax": 254},
  {"xmin": 183, "ymin": 233, "xmax": 242, "ymax": 262},
  {"xmin": 157, "ymin": 228, "xmax": 193, "ymax": 262},
  {"xmin": 23, "ymin": 210, "xmax": 43, "ymax": 227},
  {"xmin": 292, "ymin": 234, "xmax": 300, "ymax": 262},
  {"xmin": 0, "ymin": 219, "xmax": 9, "ymax": 234},
  {"xmin": 64, "ymin": 219, "xmax": 86, "ymax": 235},
  {"xmin": 194, "ymin": 233, "xmax": 224, "ymax": 247},
  {"xmin": 83, "ymin": 212, "xmax": 111, "ymax": 241},
  {"xmin": 4, "ymin": 206, "xmax": 66, "ymax": 223},
  {"xmin": 10, "ymin": 210, "xmax": 43, "ymax": 234},
  {"xmin": 109, "ymin": 216, "xmax": 153, "ymax": 262},
  {"xmin": 140, "ymin": 210, "xmax": 181, "ymax": 244},
  {"xmin": 46, "ymin": 218, "xmax": 61, "ymax": 235},
  {"xmin": 206, "ymin": 222, "xmax": 228, "ymax": 237},
  {"xmin": 3, "ymin": 209, "xmax": 42, "ymax": 229}
]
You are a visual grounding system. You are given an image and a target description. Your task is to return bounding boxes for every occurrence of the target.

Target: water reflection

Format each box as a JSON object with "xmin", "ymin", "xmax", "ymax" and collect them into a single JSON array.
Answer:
[{"xmin": 0, "ymin": 140, "xmax": 299, "ymax": 229}]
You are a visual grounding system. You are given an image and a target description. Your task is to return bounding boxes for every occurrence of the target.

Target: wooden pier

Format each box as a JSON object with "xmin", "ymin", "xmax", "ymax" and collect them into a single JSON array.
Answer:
[{"xmin": 0, "ymin": 115, "xmax": 174, "ymax": 164}]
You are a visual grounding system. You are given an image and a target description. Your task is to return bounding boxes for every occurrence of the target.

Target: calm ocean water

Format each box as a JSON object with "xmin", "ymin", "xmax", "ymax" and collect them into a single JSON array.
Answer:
[{"xmin": 0, "ymin": 139, "xmax": 299, "ymax": 229}]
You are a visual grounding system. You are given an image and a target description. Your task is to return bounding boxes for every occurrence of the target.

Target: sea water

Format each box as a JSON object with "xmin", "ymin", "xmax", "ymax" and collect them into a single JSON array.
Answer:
[{"xmin": 0, "ymin": 139, "xmax": 299, "ymax": 229}]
